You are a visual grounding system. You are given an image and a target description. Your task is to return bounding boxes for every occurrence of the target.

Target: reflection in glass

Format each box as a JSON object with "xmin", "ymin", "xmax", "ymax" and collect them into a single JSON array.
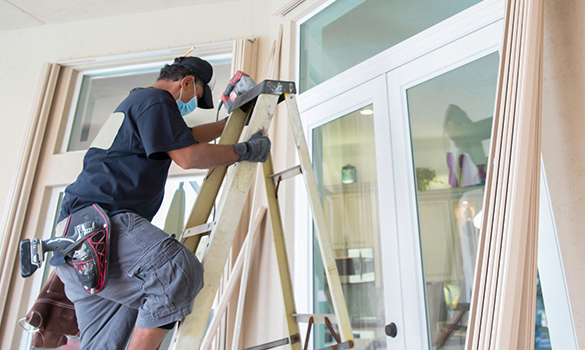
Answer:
[
  {"xmin": 312, "ymin": 105, "xmax": 386, "ymax": 349},
  {"xmin": 406, "ymin": 52, "xmax": 499, "ymax": 349},
  {"xmin": 299, "ymin": 0, "xmax": 481, "ymax": 92}
]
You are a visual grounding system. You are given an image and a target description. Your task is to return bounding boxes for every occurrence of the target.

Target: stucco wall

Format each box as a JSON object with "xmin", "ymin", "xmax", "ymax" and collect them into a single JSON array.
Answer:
[{"xmin": 542, "ymin": 0, "xmax": 585, "ymax": 347}]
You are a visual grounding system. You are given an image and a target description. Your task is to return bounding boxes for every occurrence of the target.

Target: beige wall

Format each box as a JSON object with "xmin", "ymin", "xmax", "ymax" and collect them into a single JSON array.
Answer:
[{"xmin": 542, "ymin": 0, "xmax": 585, "ymax": 347}]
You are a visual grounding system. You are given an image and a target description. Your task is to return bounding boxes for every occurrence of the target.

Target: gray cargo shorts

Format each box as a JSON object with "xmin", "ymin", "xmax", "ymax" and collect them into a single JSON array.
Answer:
[{"xmin": 55, "ymin": 212, "xmax": 204, "ymax": 350}]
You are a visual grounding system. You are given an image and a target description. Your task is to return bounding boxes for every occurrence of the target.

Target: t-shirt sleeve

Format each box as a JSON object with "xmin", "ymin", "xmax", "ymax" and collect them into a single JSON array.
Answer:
[{"xmin": 136, "ymin": 100, "xmax": 198, "ymax": 160}]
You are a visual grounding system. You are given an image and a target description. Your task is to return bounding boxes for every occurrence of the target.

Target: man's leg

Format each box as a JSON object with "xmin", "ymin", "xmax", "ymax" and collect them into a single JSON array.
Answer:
[
  {"xmin": 127, "ymin": 327, "xmax": 169, "ymax": 350},
  {"xmin": 53, "ymin": 212, "xmax": 144, "ymax": 349},
  {"xmin": 56, "ymin": 263, "xmax": 138, "ymax": 350}
]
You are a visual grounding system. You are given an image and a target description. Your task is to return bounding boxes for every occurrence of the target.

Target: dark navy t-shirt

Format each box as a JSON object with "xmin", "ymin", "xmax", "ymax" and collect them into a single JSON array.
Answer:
[{"xmin": 59, "ymin": 87, "xmax": 197, "ymax": 222}]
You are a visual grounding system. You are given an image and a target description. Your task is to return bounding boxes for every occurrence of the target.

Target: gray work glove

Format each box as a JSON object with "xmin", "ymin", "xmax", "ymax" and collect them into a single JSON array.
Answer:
[{"xmin": 233, "ymin": 131, "xmax": 271, "ymax": 163}]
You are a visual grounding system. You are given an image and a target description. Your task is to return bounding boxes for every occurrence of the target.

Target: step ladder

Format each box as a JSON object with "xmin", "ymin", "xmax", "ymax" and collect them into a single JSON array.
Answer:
[{"xmin": 169, "ymin": 80, "xmax": 354, "ymax": 350}]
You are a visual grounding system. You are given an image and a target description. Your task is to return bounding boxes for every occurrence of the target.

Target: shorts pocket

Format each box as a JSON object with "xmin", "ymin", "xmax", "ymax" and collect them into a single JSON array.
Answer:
[{"xmin": 128, "ymin": 237, "xmax": 203, "ymax": 318}]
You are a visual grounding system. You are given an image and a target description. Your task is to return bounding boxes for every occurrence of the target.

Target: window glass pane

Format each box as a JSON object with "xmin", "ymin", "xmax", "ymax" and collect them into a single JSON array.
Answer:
[
  {"xmin": 312, "ymin": 105, "xmax": 386, "ymax": 349},
  {"xmin": 406, "ymin": 52, "xmax": 499, "ymax": 348},
  {"xmin": 67, "ymin": 57, "xmax": 232, "ymax": 152},
  {"xmin": 299, "ymin": 0, "xmax": 482, "ymax": 92}
]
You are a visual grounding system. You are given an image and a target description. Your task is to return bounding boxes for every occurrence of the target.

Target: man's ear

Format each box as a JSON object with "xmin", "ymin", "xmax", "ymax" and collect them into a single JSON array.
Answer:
[{"xmin": 181, "ymin": 75, "xmax": 195, "ymax": 87}]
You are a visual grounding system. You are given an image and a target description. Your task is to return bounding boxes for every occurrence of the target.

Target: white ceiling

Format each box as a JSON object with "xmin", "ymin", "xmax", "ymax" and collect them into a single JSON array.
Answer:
[{"xmin": 0, "ymin": 0, "xmax": 238, "ymax": 31}]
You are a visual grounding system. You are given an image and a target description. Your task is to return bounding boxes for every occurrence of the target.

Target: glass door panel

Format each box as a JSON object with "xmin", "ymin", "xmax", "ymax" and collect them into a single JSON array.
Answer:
[
  {"xmin": 312, "ymin": 104, "xmax": 386, "ymax": 349},
  {"xmin": 297, "ymin": 76, "xmax": 396, "ymax": 349},
  {"xmin": 406, "ymin": 52, "xmax": 499, "ymax": 349},
  {"xmin": 384, "ymin": 18, "xmax": 503, "ymax": 347}
]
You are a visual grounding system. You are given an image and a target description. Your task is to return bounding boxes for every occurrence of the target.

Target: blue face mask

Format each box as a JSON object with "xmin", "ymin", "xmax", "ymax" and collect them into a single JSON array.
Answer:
[{"xmin": 176, "ymin": 86, "xmax": 197, "ymax": 116}]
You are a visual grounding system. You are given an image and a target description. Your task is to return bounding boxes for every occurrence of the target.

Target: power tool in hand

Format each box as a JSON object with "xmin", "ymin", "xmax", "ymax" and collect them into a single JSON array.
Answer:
[{"xmin": 219, "ymin": 71, "xmax": 257, "ymax": 114}]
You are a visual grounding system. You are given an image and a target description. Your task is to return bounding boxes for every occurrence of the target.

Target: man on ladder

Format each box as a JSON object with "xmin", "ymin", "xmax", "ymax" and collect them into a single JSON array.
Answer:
[{"xmin": 20, "ymin": 56, "xmax": 271, "ymax": 350}]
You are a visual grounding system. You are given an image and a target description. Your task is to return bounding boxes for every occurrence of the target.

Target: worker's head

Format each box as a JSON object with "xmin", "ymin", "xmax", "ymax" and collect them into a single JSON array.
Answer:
[{"xmin": 158, "ymin": 56, "xmax": 216, "ymax": 110}]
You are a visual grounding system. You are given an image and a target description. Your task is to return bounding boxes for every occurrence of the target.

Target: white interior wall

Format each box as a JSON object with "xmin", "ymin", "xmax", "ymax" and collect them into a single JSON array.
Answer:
[{"xmin": 542, "ymin": 0, "xmax": 585, "ymax": 346}]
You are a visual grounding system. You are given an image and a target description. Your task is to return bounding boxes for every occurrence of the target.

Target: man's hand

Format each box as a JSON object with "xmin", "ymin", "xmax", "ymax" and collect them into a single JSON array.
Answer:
[{"xmin": 233, "ymin": 131, "xmax": 271, "ymax": 163}]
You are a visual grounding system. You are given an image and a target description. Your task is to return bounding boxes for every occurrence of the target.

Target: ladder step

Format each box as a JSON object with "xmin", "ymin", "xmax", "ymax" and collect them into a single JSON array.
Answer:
[
  {"xmin": 243, "ymin": 335, "xmax": 301, "ymax": 350},
  {"xmin": 182, "ymin": 221, "xmax": 216, "ymax": 239},
  {"xmin": 292, "ymin": 313, "xmax": 338, "ymax": 324},
  {"xmin": 268, "ymin": 165, "xmax": 302, "ymax": 184}
]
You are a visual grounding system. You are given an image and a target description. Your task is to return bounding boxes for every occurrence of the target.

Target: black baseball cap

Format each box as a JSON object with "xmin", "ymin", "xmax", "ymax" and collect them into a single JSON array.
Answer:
[{"xmin": 171, "ymin": 56, "xmax": 216, "ymax": 109}]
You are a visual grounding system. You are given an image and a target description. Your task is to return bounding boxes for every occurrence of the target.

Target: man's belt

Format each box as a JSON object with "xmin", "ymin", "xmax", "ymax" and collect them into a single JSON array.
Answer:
[{"xmin": 20, "ymin": 204, "xmax": 111, "ymax": 294}]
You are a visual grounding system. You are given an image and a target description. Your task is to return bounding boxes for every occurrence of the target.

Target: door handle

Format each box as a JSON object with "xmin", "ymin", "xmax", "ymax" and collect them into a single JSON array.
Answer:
[{"xmin": 385, "ymin": 322, "xmax": 398, "ymax": 338}]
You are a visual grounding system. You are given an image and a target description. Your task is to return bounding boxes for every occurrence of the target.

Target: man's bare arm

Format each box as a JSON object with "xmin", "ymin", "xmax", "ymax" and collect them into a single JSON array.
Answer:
[
  {"xmin": 191, "ymin": 119, "xmax": 227, "ymax": 143},
  {"xmin": 170, "ymin": 127, "xmax": 271, "ymax": 169},
  {"xmin": 168, "ymin": 143, "xmax": 238, "ymax": 169}
]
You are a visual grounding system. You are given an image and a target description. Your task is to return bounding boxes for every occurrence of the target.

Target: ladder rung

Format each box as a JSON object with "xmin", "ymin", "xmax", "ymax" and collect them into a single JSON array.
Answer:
[
  {"xmin": 182, "ymin": 221, "xmax": 216, "ymax": 238},
  {"xmin": 268, "ymin": 165, "xmax": 302, "ymax": 184},
  {"xmin": 292, "ymin": 313, "xmax": 337, "ymax": 324},
  {"xmin": 243, "ymin": 335, "xmax": 300, "ymax": 350}
]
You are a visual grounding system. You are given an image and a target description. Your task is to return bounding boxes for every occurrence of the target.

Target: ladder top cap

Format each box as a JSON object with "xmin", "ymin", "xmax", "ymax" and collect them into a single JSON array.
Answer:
[{"xmin": 232, "ymin": 80, "xmax": 296, "ymax": 112}]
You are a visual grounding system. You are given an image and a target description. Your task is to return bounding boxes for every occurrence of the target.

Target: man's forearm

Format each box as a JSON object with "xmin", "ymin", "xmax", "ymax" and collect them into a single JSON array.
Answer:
[
  {"xmin": 168, "ymin": 143, "xmax": 238, "ymax": 169},
  {"xmin": 191, "ymin": 119, "xmax": 227, "ymax": 143}
]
